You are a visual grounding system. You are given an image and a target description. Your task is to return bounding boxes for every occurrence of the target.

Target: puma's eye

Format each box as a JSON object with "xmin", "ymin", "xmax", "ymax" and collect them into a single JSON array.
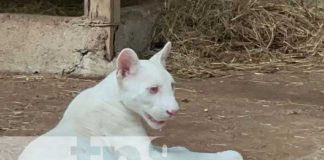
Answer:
[{"xmin": 149, "ymin": 86, "xmax": 159, "ymax": 94}]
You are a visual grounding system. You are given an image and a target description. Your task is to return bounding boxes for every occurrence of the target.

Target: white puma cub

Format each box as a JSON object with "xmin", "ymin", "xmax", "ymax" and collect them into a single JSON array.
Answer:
[{"xmin": 18, "ymin": 42, "xmax": 243, "ymax": 160}]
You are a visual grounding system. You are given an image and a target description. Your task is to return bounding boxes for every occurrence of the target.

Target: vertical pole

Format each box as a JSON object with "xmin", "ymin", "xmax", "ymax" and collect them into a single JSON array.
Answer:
[
  {"xmin": 84, "ymin": 0, "xmax": 89, "ymax": 17},
  {"xmin": 84, "ymin": 0, "xmax": 120, "ymax": 61},
  {"xmin": 105, "ymin": 0, "xmax": 120, "ymax": 61}
]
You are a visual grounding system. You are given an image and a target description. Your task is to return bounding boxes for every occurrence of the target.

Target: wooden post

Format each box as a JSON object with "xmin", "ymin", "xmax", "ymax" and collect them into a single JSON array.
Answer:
[{"xmin": 84, "ymin": 0, "xmax": 120, "ymax": 61}]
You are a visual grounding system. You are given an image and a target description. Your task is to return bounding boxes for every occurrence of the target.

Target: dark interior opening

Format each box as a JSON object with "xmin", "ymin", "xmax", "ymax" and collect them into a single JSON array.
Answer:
[{"xmin": 0, "ymin": 0, "xmax": 84, "ymax": 16}]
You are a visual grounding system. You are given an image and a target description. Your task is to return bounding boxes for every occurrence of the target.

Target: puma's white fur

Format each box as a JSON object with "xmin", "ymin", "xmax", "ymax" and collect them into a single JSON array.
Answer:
[{"xmin": 18, "ymin": 42, "xmax": 243, "ymax": 160}]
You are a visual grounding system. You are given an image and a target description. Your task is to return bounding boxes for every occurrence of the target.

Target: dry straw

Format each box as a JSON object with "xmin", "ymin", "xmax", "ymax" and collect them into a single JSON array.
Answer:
[{"xmin": 154, "ymin": 0, "xmax": 324, "ymax": 78}]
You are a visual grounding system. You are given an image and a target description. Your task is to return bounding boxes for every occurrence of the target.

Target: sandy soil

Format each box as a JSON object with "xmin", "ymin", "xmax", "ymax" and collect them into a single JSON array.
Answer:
[{"xmin": 0, "ymin": 70, "xmax": 324, "ymax": 160}]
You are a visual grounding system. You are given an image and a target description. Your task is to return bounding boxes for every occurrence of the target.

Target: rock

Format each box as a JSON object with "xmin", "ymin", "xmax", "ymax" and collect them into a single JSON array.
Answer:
[{"xmin": 115, "ymin": 3, "xmax": 161, "ymax": 53}]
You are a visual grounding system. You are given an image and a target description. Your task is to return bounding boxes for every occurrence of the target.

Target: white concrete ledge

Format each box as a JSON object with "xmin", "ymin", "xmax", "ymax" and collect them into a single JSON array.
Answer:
[{"xmin": 0, "ymin": 3, "xmax": 160, "ymax": 77}]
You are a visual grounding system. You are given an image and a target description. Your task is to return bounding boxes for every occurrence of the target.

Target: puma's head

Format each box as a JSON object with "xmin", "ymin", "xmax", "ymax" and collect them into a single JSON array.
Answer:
[{"xmin": 116, "ymin": 42, "xmax": 179, "ymax": 129}]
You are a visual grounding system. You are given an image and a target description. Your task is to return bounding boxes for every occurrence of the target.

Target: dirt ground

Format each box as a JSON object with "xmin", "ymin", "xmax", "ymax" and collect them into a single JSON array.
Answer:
[{"xmin": 0, "ymin": 70, "xmax": 324, "ymax": 160}]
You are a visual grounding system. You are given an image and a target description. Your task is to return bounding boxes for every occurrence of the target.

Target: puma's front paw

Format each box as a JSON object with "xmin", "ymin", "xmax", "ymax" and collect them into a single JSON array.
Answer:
[{"xmin": 216, "ymin": 150, "xmax": 243, "ymax": 160}]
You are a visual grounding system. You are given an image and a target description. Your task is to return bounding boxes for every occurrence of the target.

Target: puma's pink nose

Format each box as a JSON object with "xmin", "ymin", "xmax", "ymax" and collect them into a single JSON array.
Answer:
[{"xmin": 166, "ymin": 110, "xmax": 178, "ymax": 116}]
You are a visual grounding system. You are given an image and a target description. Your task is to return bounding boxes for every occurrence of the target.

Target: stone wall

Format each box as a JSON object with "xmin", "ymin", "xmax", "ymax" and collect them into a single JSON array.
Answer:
[{"xmin": 0, "ymin": 3, "xmax": 161, "ymax": 77}]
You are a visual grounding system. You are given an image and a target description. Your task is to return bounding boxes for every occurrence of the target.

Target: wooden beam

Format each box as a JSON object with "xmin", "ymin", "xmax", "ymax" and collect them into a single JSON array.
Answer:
[
  {"xmin": 84, "ymin": 0, "xmax": 89, "ymax": 17},
  {"xmin": 84, "ymin": 0, "xmax": 120, "ymax": 61}
]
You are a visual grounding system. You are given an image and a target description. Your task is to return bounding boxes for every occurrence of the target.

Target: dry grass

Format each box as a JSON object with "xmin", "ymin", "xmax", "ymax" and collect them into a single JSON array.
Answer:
[{"xmin": 155, "ymin": 0, "xmax": 324, "ymax": 78}]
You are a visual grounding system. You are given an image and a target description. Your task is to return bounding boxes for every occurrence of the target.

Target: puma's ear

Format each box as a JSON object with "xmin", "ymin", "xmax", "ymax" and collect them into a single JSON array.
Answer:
[
  {"xmin": 116, "ymin": 48, "xmax": 139, "ymax": 79},
  {"xmin": 150, "ymin": 42, "xmax": 172, "ymax": 67}
]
